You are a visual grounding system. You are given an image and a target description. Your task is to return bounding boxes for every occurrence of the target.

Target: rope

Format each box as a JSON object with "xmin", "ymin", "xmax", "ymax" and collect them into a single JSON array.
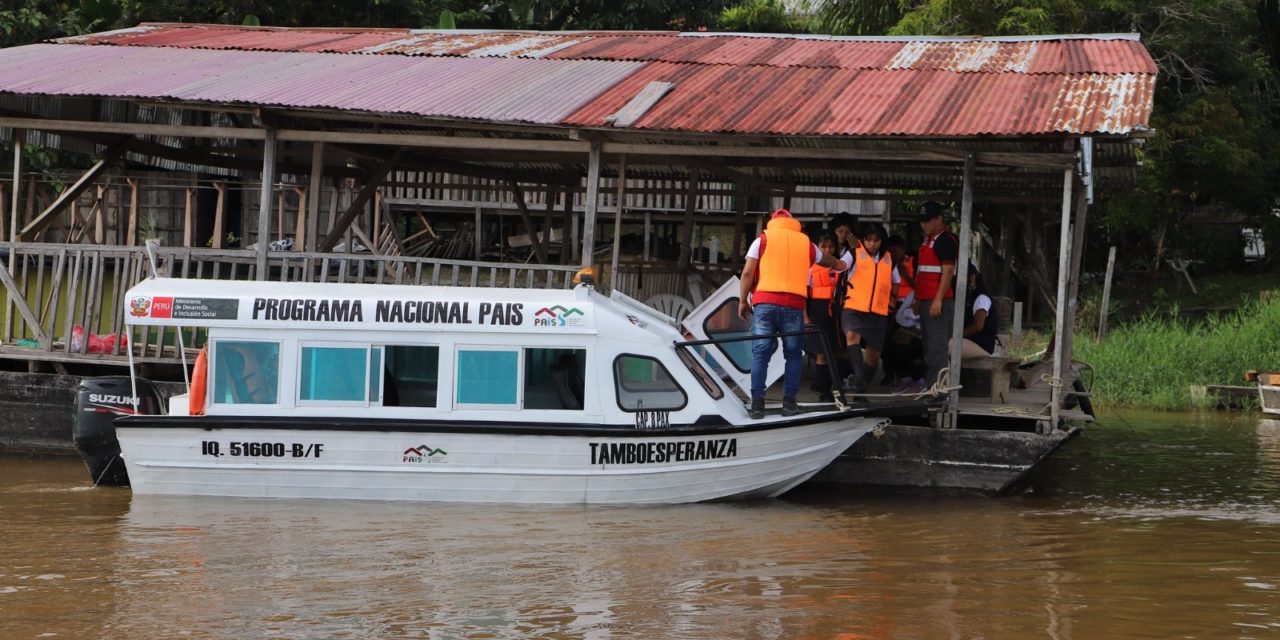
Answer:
[
  {"xmin": 93, "ymin": 455, "xmax": 119, "ymax": 487},
  {"xmin": 836, "ymin": 366, "xmax": 962, "ymax": 409}
]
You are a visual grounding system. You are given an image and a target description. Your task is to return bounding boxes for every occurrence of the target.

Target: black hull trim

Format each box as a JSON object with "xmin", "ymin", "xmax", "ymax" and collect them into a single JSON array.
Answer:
[
  {"xmin": 115, "ymin": 402, "xmax": 919, "ymax": 439},
  {"xmin": 809, "ymin": 424, "xmax": 1082, "ymax": 496}
]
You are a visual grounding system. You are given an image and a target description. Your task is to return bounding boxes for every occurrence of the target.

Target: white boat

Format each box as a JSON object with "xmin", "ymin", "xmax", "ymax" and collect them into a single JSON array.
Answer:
[
  {"xmin": 76, "ymin": 276, "xmax": 891, "ymax": 504},
  {"xmin": 1248, "ymin": 371, "xmax": 1280, "ymax": 416}
]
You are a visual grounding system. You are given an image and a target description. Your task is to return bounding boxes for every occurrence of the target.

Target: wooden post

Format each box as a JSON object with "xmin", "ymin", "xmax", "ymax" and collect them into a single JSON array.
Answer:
[
  {"xmin": 317, "ymin": 149, "xmax": 402, "ymax": 253},
  {"xmin": 1012, "ymin": 301, "xmax": 1024, "ymax": 348},
  {"xmin": 0, "ymin": 259, "xmax": 49, "ymax": 348},
  {"xmin": 609, "ymin": 155, "xmax": 628, "ymax": 290},
  {"xmin": 256, "ymin": 128, "xmax": 278, "ymax": 280},
  {"xmin": 947, "ymin": 154, "xmax": 976, "ymax": 428},
  {"xmin": 676, "ymin": 168, "xmax": 699, "ymax": 270},
  {"xmin": 474, "ymin": 204, "xmax": 483, "ymax": 259},
  {"xmin": 305, "ymin": 142, "xmax": 324, "ymax": 252},
  {"xmin": 183, "ymin": 186, "xmax": 195, "ymax": 247},
  {"xmin": 730, "ymin": 181, "xmax": 746, "ymax": 268},
  {"xmin": 18, "ymin": 137, "xmax": 130, "ymax": 241},
  {"xmin": 509, "ymin": 180, "xmax": 548, "ymax": 264},
  {"xmin": 1050, "ymin": 169, "xmax": 1075, "ymax": 429},
  {"xmin": 541, "ymin": 184, "xmax": 556, "ymax": 262},
  {"xmin": 125, "ymin": 178, "xmax": 140, "ymax": 245},
  {"xmin": 642, "ymin": 211, "xmax": 651, "ymax": 262},
  {"xmin": 561, "ymin": 189, "xmax": 573, "ymax": 265},
  {"xmin": 580, "ymin": 140, "xmax": 602, "ymax": 268},
  {"xmin": 276, "ymin": 188, "xmax": 286, "ymax": 242},
  {"xmin": 293, "ymin": 187, "xmax": 307, "ymax": 251},
  {"xmin": 1063, "ymin": 183, "xmax": 1089, "ymax": 367},
  {"xmin": 8, "ymin": 128, "xmax": 21, "ymax": 253},
  {"xmin": 93, "ymin": 184, "xmax": 106, "ymax": 245},
  {"xmin": 1099, "ymin": 246, "xmax": 1117, "ymax": 338},
  {"xmin": 212, "ymin": 181, "xmax": 227, "ymax": 250}
]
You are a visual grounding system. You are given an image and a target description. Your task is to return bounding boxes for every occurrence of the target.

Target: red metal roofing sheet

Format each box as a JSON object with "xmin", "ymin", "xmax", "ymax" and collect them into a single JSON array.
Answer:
[
  {"xmin": 35, "ymin": 25, "xmax": 1158, "ymax": 137},
  {"xmin": 55, "ymin": 24, "xmax": 1158, "ymax": 74},
  {"xmin": 562, "ymin": 61, "xmax": 1155, "ymax": 136},
  {"xmin": 0, "ymin": 44, "xmax": 643, "ymax": 124}
]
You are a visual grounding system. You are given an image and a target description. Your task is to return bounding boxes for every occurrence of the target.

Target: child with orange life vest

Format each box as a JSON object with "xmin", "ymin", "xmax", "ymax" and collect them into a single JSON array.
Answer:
[
  {"xmin": 841, "ymin": 222, "xmax": 900, "ymax": 393},
  {"xmin": 804, "ymin": 234, "xmax": 841, "ymax": 402}
]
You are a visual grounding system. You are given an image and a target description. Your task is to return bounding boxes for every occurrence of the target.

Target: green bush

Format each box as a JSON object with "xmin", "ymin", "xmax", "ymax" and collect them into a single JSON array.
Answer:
[{"xmin": 1075, "ymin": 298, "xmax": 1280, "ymax": 410}]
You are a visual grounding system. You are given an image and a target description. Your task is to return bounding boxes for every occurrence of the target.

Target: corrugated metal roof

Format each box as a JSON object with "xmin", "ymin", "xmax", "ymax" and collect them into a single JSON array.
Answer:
[
  {"xmin": 56, "ymin": 24, "xmax": 1158, "ymax": 74},
  {"xmin": 562, "ymin": 62, "xmax": 1154, "ymax": 136},
  {"xmin": 30, "ymin": 24, "xmax": 1158, "ymax": 138},
  {"xmin": 0, "ymin": 44, "xmax": 642, "ymax": 124}
]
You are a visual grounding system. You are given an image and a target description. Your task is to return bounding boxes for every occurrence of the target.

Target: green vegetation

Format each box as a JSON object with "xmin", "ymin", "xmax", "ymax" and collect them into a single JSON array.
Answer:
[{"xmin": 1075, "ymin": 296, "xmax": 1280, "ymax": 411}]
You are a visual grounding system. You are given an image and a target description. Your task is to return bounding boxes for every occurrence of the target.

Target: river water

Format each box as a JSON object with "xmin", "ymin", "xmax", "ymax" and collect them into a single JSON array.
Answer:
[{"xmin": 2, "ymin": 412, "xmax": 1279, "ymax": 639}]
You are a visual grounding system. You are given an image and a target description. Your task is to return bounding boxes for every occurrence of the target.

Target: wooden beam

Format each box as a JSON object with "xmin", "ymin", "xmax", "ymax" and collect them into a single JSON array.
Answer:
[
  {"xmin": 212, "ymin": 181, "xmax": 226, "ymax": 250},
  {"xmin": 125, "ymin": 178, "xmax": 140, "ymax": 245},
  {"xmin": 541, "ymin": 184, "xmax": 556, "ymax": 262},
  {"xmin": 256, "ymin": 128, "xmax": 278, "ymax": 280},
  {"xmin": 676, "ymin": 169, "xmax": 699, "ymax": 271},
  {"xmin": 19, "ymin": 137, "xmax": 132, "ymax": 240},
  {"xmin": 7, "ymin": 128, "xmax": 20, "ymax": 248},
  {"xmin": 1050, "ymin": 169, "xmax": 1075, "ymax": 429},
  {"xmin": 610, "ymin": 155, "xmax": 628, "ymax": 290},
  {"xmin": 580, "ymin": 141, "xmax": 601, "ymax": 268},
  {"xmin": 0, "ymin": 116, "xmax": 266, "ymax": 141},
  {"xmin": 508, "ymin": 180, "xmax": 548, "ymax": 264},
  {"xmin": 947, "ymin": 154, "xmax": 976, "ymax": 429},
  {"xmin": 305, "ymin": 142, "xmax": 324, "ymax": 252},
  {"xmin": 0, "ymin": 258, "xmax": 49, "ymax": 348},
  {"xmin": 1063, "ymin": 179, "xmax": 1090, "ymax": 373},
  {"xmin": 182, "ymin": 186, "xmax": 195, "ymax": 247},
  {"xmin": 293, "ymin": 187, "xmax": 307, "ymax": 251},
  {"xmin": 318, "ymin": 149, "xmax": 404, "ymax": 252}
]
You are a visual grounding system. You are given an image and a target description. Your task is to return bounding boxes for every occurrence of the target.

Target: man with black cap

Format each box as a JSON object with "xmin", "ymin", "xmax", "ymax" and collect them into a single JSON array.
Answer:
[
  {"xmin": 914, "ymin": 201, "xmax": 959, "ymax": 389},
  {"xmin": 738, "ymin": 209, "xmax": 847, "ymax": 419}
]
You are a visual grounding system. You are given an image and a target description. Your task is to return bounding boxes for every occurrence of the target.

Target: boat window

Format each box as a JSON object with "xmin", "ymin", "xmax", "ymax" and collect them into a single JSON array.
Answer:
[
  {"xmin": 524, "ymin": 348, "xmax": 586, "ymax": 410},
  {"xmin": 382, "ymin": 345, "xmax": 439, "ymax": 408},
  {"xmin": 700, "ymin": 298, "xmax": 752, "ymax": 373},
  {"xmin": 676, "ymin": 347, "xmax": 724, "ymax": 400},
  {"xmin": 613, "ymin": 355, "xmax": 687, "ymax": 412},
  {"xmin": 212, "ymin": 340, "xmax": 280, "ymax": 405},
  {"xmin": 300, "ymin": 346, "xmax": 369, "ymax": 402},
  {"xmin": 456, "ymin": 349, "xmax": 519, "ymax": 406}
]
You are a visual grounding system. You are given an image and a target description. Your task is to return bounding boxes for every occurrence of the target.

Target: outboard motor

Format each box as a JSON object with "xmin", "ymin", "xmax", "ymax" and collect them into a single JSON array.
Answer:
[{"xmin": 73, "ymin": 377, "xmax": 163, "ymax": 486}]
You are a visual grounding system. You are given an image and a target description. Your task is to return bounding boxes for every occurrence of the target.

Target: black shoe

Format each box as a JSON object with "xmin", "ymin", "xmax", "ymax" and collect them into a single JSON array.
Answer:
[
  {"xmin": 818, "ymin": 392, "xmax": 834, "ymax": 403},
  {"xmin": 781, "ymin": 397, "xmax": 800, "ymax": 417},
  {"xmin": 750, "ymin": 398, "xmax": 765, "ymax": 420},
  {"xmin": 843, "ymin": 375, "xmax": 867, "ymax": 394}
]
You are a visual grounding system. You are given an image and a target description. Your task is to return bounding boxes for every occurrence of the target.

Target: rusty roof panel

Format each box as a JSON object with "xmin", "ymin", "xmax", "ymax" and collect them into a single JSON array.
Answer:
[
  {"xmin": 54, "ymin": 24, "xmax": 1158, "ymax": 74},
  {"xmin": 0, "ymin": 44, "xmax": 643, "ymax": 124},
  {"xmin": 563, "ymin": 61, "xmax": 1155, "ymax": 136}
]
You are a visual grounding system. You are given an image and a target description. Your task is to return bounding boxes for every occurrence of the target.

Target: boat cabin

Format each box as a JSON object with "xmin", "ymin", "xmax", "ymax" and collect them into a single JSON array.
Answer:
[{"xmin": 123, "ymin": 278, "xmax": 749, "ymax": 428}]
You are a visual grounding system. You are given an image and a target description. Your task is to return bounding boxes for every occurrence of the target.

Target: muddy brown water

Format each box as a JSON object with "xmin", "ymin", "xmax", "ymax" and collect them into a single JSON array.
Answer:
[{"xmin": 2, "ymin": 412, "xmax": 1279, "ymax": 638}]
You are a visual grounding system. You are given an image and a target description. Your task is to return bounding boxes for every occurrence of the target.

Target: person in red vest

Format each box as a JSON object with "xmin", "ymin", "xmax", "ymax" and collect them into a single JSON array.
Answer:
[
  {"xmin": 914, "ymin": 201, "xmax": 959, "ymax": 388},
  {"xmin": 841, "ymin": 222, "xmax": 900, "ymax": 394},
  {"xmin": 805, "ymin": 234, "xmax": 841, "ymax": 402},
  {"xmin": 739, "ymin": 210, "xmax": 847, "ymax": 419}
]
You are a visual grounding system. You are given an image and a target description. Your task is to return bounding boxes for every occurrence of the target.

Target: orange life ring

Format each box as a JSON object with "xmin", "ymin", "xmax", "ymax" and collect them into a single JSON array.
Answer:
[{"xmin": 189, "ymin": 348, "xmax": 208, "ymax": 416}]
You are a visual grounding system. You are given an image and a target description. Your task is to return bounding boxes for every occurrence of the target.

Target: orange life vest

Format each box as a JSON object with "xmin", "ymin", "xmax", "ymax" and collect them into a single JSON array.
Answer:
[
  {"xmin": 189, "ymin": 348, "xmax": 208, "ymax": 416},
  {"xmin": 897, "ymin": 255, "xmax": 914, "ymax": 300},
  {"xmin": 755, "ymin": 216, "xmax": 813, "ymax": 299},
  {"xmin": 809, "ymin": 264, "xmax": 836, "ymax": 300},
  {"xmin": 844, "ymin": 246, "xmax": 894, "ymax": 315}
]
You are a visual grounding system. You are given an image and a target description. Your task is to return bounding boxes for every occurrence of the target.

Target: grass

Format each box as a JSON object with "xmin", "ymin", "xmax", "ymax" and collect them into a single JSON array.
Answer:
[{"xmin": 1074, "ymin": 296, "xmax": 1280, "ymax": 411}]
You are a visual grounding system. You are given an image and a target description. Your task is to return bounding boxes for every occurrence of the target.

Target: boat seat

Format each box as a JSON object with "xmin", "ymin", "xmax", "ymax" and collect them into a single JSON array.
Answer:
[
  {"xmin": 959, "ymin": 356, "xmax": 1022, "ymax": 404},
  {"xmin": 550, "ymin": 353, "xmax": 584, "ymax": 410}
]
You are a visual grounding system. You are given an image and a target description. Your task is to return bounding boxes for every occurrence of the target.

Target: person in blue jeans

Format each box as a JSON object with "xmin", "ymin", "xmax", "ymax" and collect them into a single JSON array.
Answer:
[{"xmin": 738, "ymin": 210, "xmax": 846, "ymax": 419}]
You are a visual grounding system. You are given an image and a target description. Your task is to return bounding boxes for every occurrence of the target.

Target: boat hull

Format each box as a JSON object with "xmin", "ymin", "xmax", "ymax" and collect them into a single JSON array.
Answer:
[
  {"xmin": 116, "ymin": 417, "xmax": 881, "ymax": 504},
  {"xmin": 809, "ymin": 424, "xmax": 1081, "ymax": 496}
]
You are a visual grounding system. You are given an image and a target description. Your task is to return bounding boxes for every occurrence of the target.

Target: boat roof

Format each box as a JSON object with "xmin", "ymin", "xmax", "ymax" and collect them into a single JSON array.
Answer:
[{"xmin": 123, "ymin": 277, "xmax": 597, "ymax": 334}]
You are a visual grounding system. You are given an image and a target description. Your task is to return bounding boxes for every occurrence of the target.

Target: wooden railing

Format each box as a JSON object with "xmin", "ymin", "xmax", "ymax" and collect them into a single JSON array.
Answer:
[{"xmin": 0, "ymin": 242, "xmax": 580, "ymax": 365}]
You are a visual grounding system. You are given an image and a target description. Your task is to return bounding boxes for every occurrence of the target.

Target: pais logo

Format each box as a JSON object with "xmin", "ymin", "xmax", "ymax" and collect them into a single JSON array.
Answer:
[
  {"xmin": 403, "ymin": 444, "xmax": 447, "ymax": 463},
  {"xmin": 533, "ymin": 305, "xmax": 585, "ymax": 328}
]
